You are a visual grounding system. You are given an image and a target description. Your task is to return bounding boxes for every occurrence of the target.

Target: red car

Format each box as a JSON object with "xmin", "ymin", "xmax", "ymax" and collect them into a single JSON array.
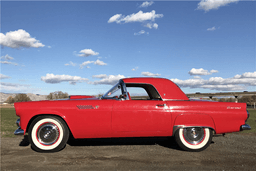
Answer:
[{"xmin": 14, "ymin": 78, "xmax": 251, "ymax": 152}]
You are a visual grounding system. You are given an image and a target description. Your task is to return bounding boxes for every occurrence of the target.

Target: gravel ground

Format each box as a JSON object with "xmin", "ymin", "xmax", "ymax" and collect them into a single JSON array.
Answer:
[{"xmin": 1, "ymin": 133, "xmax": 256, "ymax": 171}]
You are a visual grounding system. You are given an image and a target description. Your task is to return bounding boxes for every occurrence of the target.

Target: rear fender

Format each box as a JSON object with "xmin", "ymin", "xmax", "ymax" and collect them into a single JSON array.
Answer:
[{"xmin": 173, "ymin": 114, "xmax": 216, "ymax": 135}]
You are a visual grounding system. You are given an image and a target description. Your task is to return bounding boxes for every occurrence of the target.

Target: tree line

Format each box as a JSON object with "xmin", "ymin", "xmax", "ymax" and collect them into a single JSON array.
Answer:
[
  {"xmin": 4, "ymin": 91, "xmax": 69, "ymax": 104},
  {"xmin": 214, "ymin": 95, "xmax": 256, "ymax": 106},
  {"xmin": 4, "ymin": 92, "xmax": 256, "ymax": 106},
  {"xmin": 5, "ymin": 94, "xmax": 32, "ymax": 104}
]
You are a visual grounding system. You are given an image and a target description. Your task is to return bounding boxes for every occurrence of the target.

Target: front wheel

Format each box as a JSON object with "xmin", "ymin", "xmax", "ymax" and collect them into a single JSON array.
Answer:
[
  {"xmin": 28, "ymin": 116, "xmax": 69, "ymax": 152},
  {"xmin": 175, "ymin": 127, "xmax": 212, "ymax": 152}
]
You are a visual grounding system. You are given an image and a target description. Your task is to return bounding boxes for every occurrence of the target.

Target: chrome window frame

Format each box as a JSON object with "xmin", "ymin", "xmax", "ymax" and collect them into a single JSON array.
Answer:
[{"xmin": 101, "ymin": 79, "xmax": 129, "ymax": 100}]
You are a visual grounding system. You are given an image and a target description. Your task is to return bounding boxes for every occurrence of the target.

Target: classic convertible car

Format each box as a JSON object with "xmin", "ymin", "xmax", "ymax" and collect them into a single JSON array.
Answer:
[{"xmin": 14, "ymin": 77, "xmax": 251, "ymax": 152}]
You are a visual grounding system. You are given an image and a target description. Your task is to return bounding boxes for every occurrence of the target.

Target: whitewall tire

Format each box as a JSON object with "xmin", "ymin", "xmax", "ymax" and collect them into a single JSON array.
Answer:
[
  {"xmin": 175, "ymin": 127, "xmax": 212, "ymax": 152},
  {"xmin": 28, "ymin": 116, "xmax": 69, "ymax": 152}
]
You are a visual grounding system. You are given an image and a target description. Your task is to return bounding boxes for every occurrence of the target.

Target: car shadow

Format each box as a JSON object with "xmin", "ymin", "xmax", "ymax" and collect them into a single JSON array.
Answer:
[
  {"xmin": 18, "ymin": 135, "xmax": 215, "ymax": 151},
  {"xmin": 19, "ymin": 135, "xmax": 30, "ymax": 146},
  {"xmin": 67, "ymin": 136, "xmax": 182, "ymax": 151}
]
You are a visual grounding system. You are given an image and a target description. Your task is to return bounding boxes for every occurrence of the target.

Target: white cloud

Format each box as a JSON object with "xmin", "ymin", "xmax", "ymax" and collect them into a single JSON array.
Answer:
[
  {"xmin": 65, "ymin": 61, "xmax": 76, "ymax": 66},
  {"xmin": 141, "ymin": 71, "xmax": 161, "ymax": 77},
  {"xmin": 79, "ymin": 49, "xmax": 99, "ymax": 57},
  {"xmin": 189, "ymin": 68, "xmax": 219, "ymax": 75},
  {"xmin": 171, "ymin": 71, "xmax": 256, "ymax": 91},
  {"xmin": 188, "ymin": 68, "xmax": 211, "ymax": 75},
  {"xmin": 200, "ymin": 84, "xmax": 243, "ymax": 91},
  {"xmin": 0, "ymin": 74, "xmax": 11, "ymax": 79},
  {"xmin": 139, "ymin": 1, "xmax": 154, "ymax": 8},
  {"xmin": 108, "ymin": 14, "xmax": 122, "ymax": 23},
  {"xmin": 207, "ymin": 26, "xmax": 216, "ymax": 31},
  {"xmin": 134, "ymin": 30, "xmax": 146, "ymax": 36},
  {"xmin": 0, "ymin": 61, "xmax": 18, "ymax": 66},
  {"xmin": 153, "ymin": 23, "xmax": 158, "ymax": 29},
  {"xmin": 90, "ymin": 74, "xmax": 125, "ymax": 85},
  {"xmin": 236, "ymin": 72, "xmax": 256, "ymax": 78},
  {"xmin": 0, "ymin": 82, "xmax": 32, "ymax": 92},
  {"xmin": 193, "ymin": 76, "xmax": 202, "ymax": 79},
  {"xmin": 132, "ymin": 67, "xmax": 139, "ymax": 71},
  {"xmin": 79, "ymin": 61, "xmax": 94, "ymax": 69},
  {"xmin": 41, "ymin": 73, "xmax": 89, "ymax": 85},
  {"xmin": 78, "ymin": 60, "xmax": 107, "ymax": 69},
  {"xmin": 108, "ymin": 10, "xmax": 163, "ymax": 24},
  {"xmin": 197, "ymin": 0, "xmax": 239, "ymax": 12},
  {"xmin": 210, "ymin": 69, "xmax": 219, "ymax": 73},
  {"xmin": 94, "ymin": 59, "xmax": 107, "ymax": 66},
  {"xmin": 0, "ymin": 29, "xmax": 45, "ymax": 49},
  {"xmin": 144, "ymin": 23, "xmax": 158, "ymax": 29},
  {"xmin": 1, "ymin": 54, "xmax": 14, "ymax": 60},
  {"xmin": 92, "ymin": 74, "xmax": 108, "ymax": 79}
]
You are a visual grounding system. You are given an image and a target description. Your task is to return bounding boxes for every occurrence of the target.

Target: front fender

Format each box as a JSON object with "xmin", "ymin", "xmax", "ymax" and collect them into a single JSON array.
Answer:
[
  {"xmin": 173, "ymin": 113, "xmax": 216, "ymax": 135},
  {"xmin": 20, "ymin": 110, "xmax": 69, "ymax": 135}
]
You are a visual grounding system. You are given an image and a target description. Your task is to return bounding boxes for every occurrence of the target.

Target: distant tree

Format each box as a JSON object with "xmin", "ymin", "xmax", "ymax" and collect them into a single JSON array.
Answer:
[
  {"xmin": 218, "ymin": 98, "xmax": 225, "ymax": 102},
  {"xmin": 5, "ymin": 96, "xmax": 15, "ymax": 104},
  {"xmin": 47, "ymin": 91, "xmax": 69, "ymax": 100},
  {"xmin": 238, "ymin": 95, "xmax": 255, "ymax": 106},
  {"xmin": 225, "ymin": 97, "xmax": 236, "ymax": 102},
  {"xmin": 97, "ymin": 93, "xmax": 104, "ymax": 98},
  {"xmin": 251, "ymin": 95, "xmax": 256, "ymax": 102},
  {"xmin": 14, "ymin": 94, "xmax": 32, "ymax": 102},
  {"xmin": 212, "ymin": 98, "xmax": 219, "ymax": 102},
  {"xmin": 47, "ymin": 93, "xmax": 54, "ymax": 100}
]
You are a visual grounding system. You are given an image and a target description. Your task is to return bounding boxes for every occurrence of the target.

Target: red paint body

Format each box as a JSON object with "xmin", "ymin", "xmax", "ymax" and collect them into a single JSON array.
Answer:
[{"xmin": 14, "ymin": 78, "xmax": 248, "ymax": 139}]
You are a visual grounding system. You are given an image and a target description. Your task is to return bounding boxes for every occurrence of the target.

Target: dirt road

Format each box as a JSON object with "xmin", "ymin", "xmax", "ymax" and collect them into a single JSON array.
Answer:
[{"xmin": 1, "ymin": 134, "xmax": 256, "ymax": 171}]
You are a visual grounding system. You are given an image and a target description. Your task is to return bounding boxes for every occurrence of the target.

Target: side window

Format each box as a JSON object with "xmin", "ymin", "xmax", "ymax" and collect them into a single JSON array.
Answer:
[{"xmin": 126, "ymin": 87, "xmax": 150, "ymax": 100}]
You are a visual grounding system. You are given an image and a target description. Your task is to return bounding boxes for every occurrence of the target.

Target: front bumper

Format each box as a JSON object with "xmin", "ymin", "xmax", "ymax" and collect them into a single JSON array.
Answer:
[
  {"xmin": 240, "ymin": 124, "xmax": 251, "ymax": 131},
  {"xmin": 14, "ymin": 128, "xmax": 24, "ymax": 135},
  {"xmin": 14, "ymin": 118, "xmax": 24, "ymax": 135}
]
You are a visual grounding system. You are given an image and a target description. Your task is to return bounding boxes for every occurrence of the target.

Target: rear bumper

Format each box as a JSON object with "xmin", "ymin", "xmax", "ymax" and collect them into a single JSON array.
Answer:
[
  {"xmin": 14, "ymin": 118, "xmax": 24, "ymax": 135},
  {"xmin": 240, "ymin": 124, "xmax": 251, "ymax": 131}
]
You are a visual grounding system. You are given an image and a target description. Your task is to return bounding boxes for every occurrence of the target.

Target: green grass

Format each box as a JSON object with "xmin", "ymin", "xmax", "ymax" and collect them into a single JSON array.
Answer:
[
  {"xmin": 241, "ymin": 109, "xmax": 256, "ymax": 134},
  {"xmin": 0, "ymin": 107, "xmax": 255, "ymax": 138},
  {"xmin": 1, "ymin": 108, "xmax": 18, "ymax": 137}
]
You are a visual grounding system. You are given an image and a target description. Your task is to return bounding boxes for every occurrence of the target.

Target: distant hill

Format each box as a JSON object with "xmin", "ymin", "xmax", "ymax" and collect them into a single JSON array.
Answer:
[{"xmin": 0, "ymin": 93, "xmax": 47, "ymax": 103}]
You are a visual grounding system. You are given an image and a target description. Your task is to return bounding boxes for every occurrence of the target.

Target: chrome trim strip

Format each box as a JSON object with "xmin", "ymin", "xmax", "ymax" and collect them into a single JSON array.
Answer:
[
  {"xmin": 120, "ymin": 79, "xmax": 129, "ymax": 100},
  {"xmin": 14, "ymin": 118, "xmax": 24, "ymax": 135},
  {"xmin": 246, "ymin": 110, "xmax": 250, "ymax": 122},
  {"xmin": 16, "ymin": 118, "xmax": 20, "ymax": 127},
  {"xmin": 173, "ymin": 125, "xmax": 185, "ymax": 135},
  {"xmin": 240, "ymin": 124, "xmax": 251, "ymax": 131},
  {"xmin": 14, "ymin": 128, "xmax": 24, "ymax": 135}
]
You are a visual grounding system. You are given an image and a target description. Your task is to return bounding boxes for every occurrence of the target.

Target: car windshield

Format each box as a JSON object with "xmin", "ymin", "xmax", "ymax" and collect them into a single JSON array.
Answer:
[{"xmin": 102, "ymin": 82, "xmax": 122, "ymax": 99}]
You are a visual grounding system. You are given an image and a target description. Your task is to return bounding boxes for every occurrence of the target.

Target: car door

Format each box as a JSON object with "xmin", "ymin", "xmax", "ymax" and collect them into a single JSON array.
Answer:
[
  {"xmin": 71, "ymin": 99, "xmax": 114, "ymax": 138},
  {"xmin": 111, "ymin": 100, "xmax": 172, "ymax": 137}
]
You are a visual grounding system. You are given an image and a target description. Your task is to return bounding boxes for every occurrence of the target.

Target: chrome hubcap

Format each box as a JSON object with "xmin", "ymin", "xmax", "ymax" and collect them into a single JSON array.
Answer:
[
  {"xmin": 37, "ymin": 123, "xmax": 59, "ymax": 145},
  {"xmin": 183, "ymin": 127, "xmax": 205, "ymax": 145}
]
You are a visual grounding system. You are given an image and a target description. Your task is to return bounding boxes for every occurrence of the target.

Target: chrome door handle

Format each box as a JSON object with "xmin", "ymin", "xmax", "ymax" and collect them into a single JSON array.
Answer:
[{"xmin": 156, "ymin": 104, "xmax": 166, "ymax": 107}]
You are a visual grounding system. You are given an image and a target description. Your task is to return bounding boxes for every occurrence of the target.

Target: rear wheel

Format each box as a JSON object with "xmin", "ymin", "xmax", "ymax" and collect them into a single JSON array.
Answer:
[
  {"xmin": 28, "ymin": 116, "xmax": 69, "ymax": 152},
  {"xmin": 175, "ymin": 127, "xmax": 212, "ymax": 152}
]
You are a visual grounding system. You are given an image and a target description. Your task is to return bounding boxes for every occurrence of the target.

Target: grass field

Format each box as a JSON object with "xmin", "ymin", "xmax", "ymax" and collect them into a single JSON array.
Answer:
[
  {"xmin": 242, "ymin": 109, "xmax": 256, "ymax": 134},
  {"xmin": 1, "ymin": 108, "xmax": 256, "ymax": 138},
  {"xmin": 1, "ymin": 108, "xmax": 18, "ymax": 137}
]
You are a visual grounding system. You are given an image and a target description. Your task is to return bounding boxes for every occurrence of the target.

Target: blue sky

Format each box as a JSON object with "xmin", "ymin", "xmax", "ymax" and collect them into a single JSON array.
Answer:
[{"xmin": 0, "ymin": 0, "xmax": 255, "ymax": 95}]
